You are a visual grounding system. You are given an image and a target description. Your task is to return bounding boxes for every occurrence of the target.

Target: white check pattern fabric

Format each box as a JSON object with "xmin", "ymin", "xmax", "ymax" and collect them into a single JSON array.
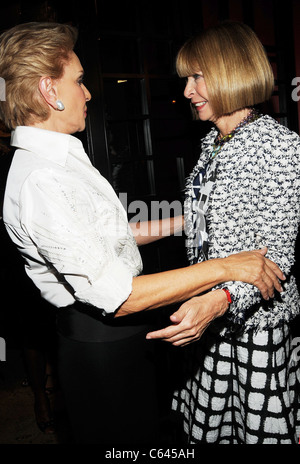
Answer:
[{"xmin": 173, "ymin": 324, "xmax": 300, "ymax": 444}]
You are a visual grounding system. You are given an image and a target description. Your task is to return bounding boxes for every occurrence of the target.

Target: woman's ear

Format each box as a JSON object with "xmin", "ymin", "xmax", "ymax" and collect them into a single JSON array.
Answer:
[{"xmin": 39, "ymin": 76, "xmax": 58, "ymax": 110}]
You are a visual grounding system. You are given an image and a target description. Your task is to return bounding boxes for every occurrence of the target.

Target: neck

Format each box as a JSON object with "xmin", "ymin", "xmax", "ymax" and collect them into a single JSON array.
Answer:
[
  {"xmin": 215, "ymin": 108, "xmax": 251, "ymax": 137},
  {"xmin": 32, "ymin": 119, "xmax": 61, "ymax": 133},
  {"xmin": 30, "ymin": 111, "xmax": 70, "ymax": 134}
]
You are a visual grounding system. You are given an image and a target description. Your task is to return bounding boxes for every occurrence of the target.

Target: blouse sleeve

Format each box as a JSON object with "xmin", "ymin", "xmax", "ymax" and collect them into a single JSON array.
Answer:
[{"xmin": 19, "ymin": 168, "xmax": 141, "ymax": 314}]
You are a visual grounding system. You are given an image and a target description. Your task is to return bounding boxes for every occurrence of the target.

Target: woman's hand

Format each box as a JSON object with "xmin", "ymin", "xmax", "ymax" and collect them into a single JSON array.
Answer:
[
  {"xmin": 146, "ymin": 290, "xmax": 228, "ymax": 346},
  {"xmin": 222, "ymin": 247, "xmax": 285, "ymax": 300}
]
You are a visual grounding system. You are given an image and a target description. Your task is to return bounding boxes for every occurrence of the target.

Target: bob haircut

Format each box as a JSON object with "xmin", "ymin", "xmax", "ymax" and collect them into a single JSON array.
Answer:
[
  {"xmin": 176, "ymin": 21, "xmax": 274, "ymax": 119},
  {"xmin": 0, "ymin": 22, "xmax": 78, "ymax": 130}
]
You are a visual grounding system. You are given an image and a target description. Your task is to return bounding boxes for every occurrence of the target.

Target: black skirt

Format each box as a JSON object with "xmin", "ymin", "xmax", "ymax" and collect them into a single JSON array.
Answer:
[{"xmin": 56, "ymin": 302, "xmax": 160, "ymax": 444}]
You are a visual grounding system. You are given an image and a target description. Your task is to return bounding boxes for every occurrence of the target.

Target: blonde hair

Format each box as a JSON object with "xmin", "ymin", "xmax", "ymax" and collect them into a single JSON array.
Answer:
[
  {"xmin": 0, "ymin": 22, "xmax": 78, "ymax": 129},
  {"xmin": 176, "ymin": 21, "xmax": 274, "ymax": 118}
]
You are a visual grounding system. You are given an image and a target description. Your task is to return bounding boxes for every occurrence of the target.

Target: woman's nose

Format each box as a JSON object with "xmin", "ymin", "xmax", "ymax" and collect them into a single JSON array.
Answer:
[
  {"xmin": 83, "ymin": 84, "xmax": 92, "ymax": 101},
  {"xmin": 184, "ymin": 78, "xmax": 195, "ymax": 99}
]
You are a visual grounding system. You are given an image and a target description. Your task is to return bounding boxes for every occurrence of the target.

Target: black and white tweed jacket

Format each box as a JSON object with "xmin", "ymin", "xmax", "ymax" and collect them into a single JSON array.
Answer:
[{"xmin": 184, "ymin": 115, "xmax": 300, "ymax": 334}]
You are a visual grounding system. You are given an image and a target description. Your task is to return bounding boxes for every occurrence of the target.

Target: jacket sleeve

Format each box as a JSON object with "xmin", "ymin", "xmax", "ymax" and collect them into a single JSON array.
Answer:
[{"xmin": 209, "ymin": 128, "xmax": 300, "ymax": 331}]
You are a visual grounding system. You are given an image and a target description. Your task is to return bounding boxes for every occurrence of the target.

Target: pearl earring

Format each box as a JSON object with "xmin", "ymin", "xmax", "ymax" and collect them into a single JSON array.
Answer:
[{"xmin": 56, "ymin": 100, "xmax": 65, "ymax": 111}]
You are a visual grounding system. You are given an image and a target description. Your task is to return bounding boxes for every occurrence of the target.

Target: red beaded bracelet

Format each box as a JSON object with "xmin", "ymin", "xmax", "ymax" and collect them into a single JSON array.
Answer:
[{"xmin": 222, "ymin": 288, "xmax": 232, "ymax": 304}]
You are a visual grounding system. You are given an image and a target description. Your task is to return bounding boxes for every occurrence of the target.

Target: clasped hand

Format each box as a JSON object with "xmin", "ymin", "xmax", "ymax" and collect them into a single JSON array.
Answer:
[{"xmin": 146, "ymin": 290, "xmax": 228, "ymax": 347}]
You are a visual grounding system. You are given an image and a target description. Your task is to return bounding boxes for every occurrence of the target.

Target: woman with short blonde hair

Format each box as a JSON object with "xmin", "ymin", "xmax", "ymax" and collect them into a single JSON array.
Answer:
[
  {"xmin": 176, "ymin": 21, "xmax": 274, "ymax": 119},
  {"xmin": 0, "ymin": 22, "xmax": 77, "ymax": 129},
  {"xmin": 148, "ymin": 21, "xmax": 300, "ymax": 444}
]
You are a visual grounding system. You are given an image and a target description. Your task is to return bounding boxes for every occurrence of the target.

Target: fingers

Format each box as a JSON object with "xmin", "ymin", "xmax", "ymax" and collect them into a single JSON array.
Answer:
[
  {"xmin": 146, "ymin": 309, "xmax": 199, "ymax": 345},
  {"xmin": 170, "ymin": 334, "xmax": 201, "ymax": 347},
  {"xmin": 255, "ymin": 248, "xmax": 286, "ymax": 279},
  {"xmin": 264, "ymin": 257, "xmax": 286, "ymax": 281},
  {"xmin": 146, "ymin": 324, "xmax": 203, "ymax": 346},
  {"xmin": 146, "ymin": 325, "xmax": 180, "ymax": 341},
  {"xmin": 252, "ymin": 248, "xmax": 286, "ymax": 282},
  {"xmin": 254, "ymin": 268, "xmax": 276, "ymax": 300},
  {"xmin": 257, "ymin": 247, "xmax": 267, "ymax": 256},
  {"xmin": 264, "ymin": 263, "xmax": 284, "ymax": 293},
  {"xmin": 251, "ymin": 254, "xmax": 285, "ymax": 299},
  {"xmin": 254, "ymin": 277, "xmax": 272, "ymax": 300},
  {"xmin": 146, "ymin": 307, "xmax": 184, "ymax": 340},
  {"xmin": 253, "ymin": 271, "xmax": 282, "ymax": 300},
  {"xmin": 238, "ymin": 249, "xmax": 285, "ymax": 299}
]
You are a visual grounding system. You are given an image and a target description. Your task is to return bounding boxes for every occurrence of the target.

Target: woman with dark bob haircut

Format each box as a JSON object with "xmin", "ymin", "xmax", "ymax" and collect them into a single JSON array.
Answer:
[
  {"xmin": 147, "ymin": 21, "xmax": 300, "ymax": 444},
  {"xmin": 0, "ymin": 21, "xmax": 285, "ymax": 444}
]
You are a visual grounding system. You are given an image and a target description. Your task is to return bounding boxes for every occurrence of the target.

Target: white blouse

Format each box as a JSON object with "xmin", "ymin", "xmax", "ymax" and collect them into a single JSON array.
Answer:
[{"xmin": 3, "ymin": 126, "xmax": 143, "ymax": 313}]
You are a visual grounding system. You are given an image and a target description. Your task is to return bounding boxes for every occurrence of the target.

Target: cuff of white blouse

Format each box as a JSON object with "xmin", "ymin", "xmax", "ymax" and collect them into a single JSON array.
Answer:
[{"xmin": 73, "ymin": 260, "xmax": 135, "ymax": 314}]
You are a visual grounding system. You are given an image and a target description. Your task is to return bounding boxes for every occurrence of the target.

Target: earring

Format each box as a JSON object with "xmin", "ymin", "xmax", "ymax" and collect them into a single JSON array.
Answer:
[{"xmin": 56, "ymin": 100, "xmax": 65, "ymax": 111}]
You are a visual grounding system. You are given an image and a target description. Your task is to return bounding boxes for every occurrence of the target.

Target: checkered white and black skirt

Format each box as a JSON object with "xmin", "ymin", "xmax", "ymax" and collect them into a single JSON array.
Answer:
[{"xmin": 172, "ymin": 323, "xmax": 300, "ymax": 444}]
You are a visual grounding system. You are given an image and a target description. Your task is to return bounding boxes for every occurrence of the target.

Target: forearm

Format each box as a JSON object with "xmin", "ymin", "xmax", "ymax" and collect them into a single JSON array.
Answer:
[
  {"xmin": 116, "ymin": 258, "xmax": 226, "ymax": 316},
  {"xmin": 129, "ymin": 215, "xmax": 184, "ymax": 245}
]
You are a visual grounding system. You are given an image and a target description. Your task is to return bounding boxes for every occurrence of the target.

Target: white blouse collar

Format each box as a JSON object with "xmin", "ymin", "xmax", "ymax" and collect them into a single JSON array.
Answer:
[{"xmin": 11, "ymin": 126, "xmax": 84, "ymax": 167}]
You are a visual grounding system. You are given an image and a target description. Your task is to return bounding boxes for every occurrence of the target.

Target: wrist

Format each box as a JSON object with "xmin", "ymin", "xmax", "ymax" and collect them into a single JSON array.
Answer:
[
  {"xmin": 222, "ymin": 288, "xmax": 232, "ymax": 304},
  {"xmin": 212, "ymin": 288, "xmax": 230, "ymax": 317},
  {"xmin": 217, "ymin": 257, "xmax": 231, "ymax": 284}
]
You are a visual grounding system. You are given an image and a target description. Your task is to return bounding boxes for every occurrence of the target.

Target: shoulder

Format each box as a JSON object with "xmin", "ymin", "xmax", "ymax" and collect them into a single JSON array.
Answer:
[
  {"xmin": 253, "ymin": 114, "xmax": 300, "ymax": 145},
  {"xmin": 239, "ymin": 115, "xmax": 300, "ymax": 168},
  {"xmin": 8, "ymin": 148, "xmax": 61, "ymax": 188}
]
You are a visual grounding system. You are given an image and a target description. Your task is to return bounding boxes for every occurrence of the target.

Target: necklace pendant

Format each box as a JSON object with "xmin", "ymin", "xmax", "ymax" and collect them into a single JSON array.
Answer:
[{"xmin": 211, "ymin": 145, "xmax": 221, "ymax": 159}]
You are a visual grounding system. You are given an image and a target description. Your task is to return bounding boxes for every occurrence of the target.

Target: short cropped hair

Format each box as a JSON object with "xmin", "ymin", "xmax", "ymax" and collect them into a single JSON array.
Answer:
[
  {"xmin": 0, "ymin": 22, "xmax": 78, "ymax": 129},
  {"xmin": 176, "ymin": 21, "xmax": 274, "ymax": 118}
]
